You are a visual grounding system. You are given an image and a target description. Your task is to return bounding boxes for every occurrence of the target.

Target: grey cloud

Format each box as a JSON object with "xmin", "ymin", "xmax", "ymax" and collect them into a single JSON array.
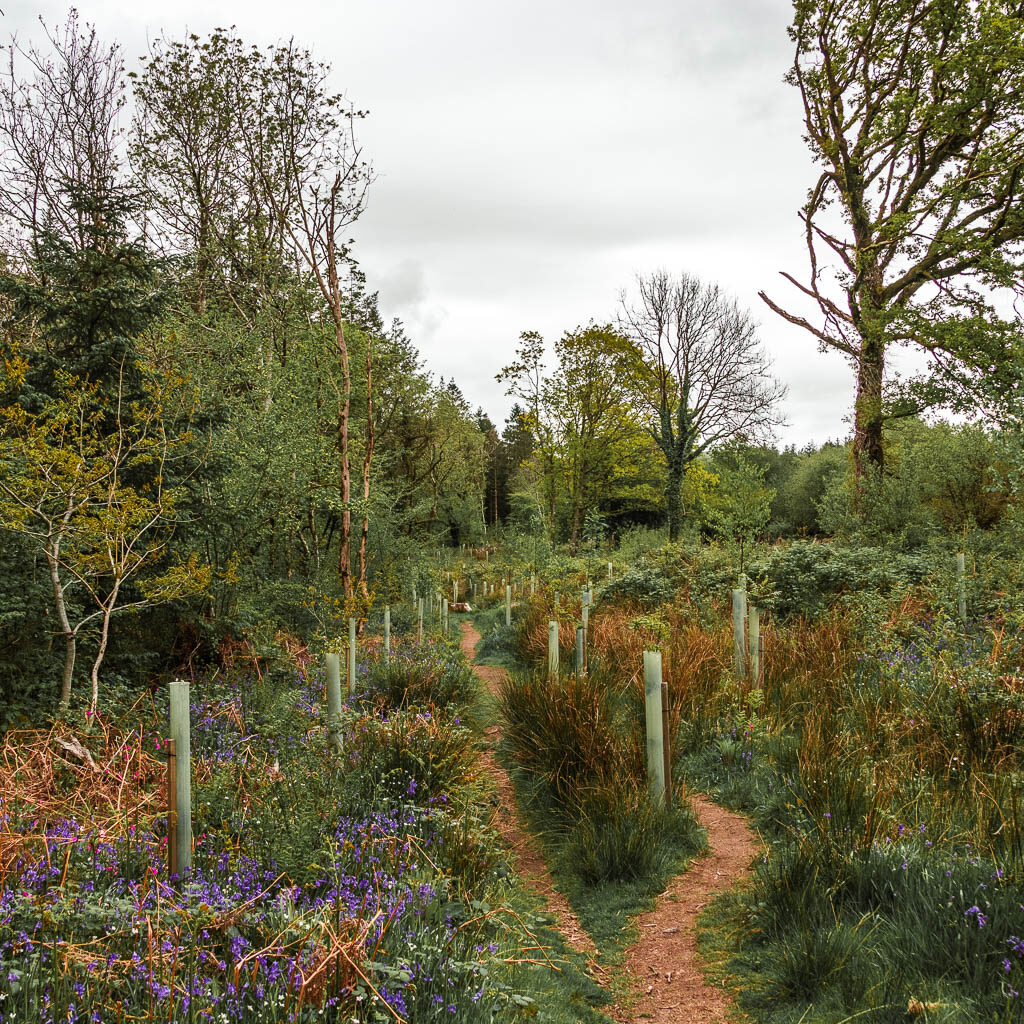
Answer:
[{"xmin": 375, "ymin": 258, "xmax": 429, "ymax": 311}]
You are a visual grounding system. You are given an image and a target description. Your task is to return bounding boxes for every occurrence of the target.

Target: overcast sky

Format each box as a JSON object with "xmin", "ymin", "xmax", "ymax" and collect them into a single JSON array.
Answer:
[{"xmin": 7, "ymin": 0, "xmax": 923, "ymax": 447}]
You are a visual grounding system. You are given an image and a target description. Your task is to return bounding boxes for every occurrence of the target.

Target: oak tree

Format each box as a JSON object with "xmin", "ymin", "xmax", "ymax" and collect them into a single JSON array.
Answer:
[{"xmin": 761, "ymin": 0, "xmax": 1024, "ymax": 474}]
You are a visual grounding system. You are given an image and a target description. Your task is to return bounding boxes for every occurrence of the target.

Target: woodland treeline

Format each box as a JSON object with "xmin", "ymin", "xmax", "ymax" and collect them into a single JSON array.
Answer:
[{"xmin": 3, "ymin": 3, "xmax": 1024, "ymax": 718}]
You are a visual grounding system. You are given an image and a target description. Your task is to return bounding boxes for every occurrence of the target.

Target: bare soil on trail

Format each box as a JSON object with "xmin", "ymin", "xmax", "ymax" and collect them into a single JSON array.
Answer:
[
  {"xmin": 609, "ymin": 797, "xmax": 758, "ymax": 1023},
  {"xmin": 460, "ymin": 618, "xmax": 759, "ymax": 1022},
  {"xmin": 458, "ymin": 620, "xmax": 596, "ymax": 956}
]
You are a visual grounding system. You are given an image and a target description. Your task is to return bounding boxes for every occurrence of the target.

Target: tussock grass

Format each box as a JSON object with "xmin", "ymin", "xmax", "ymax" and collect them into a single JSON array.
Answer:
[{"xmin": 497, "ymin": 656, "xmax": 705, "ymax": 889}]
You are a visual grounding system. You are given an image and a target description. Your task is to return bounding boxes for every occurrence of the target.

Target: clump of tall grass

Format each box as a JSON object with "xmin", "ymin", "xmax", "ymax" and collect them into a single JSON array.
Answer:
[
  {"xmin": 562, "ymin": 779, "xmax": 704, "ymax": 885},
  {"xmin": 498, "ymin": 662, "xmax": 704, "ymax": 884},
  {"xmin": 499, "ymin": 666, "xmax": 622, "ymax": 802},
  {"xmin": 359, "ymin": 647, "xmax": 476, "ymax": 709}
]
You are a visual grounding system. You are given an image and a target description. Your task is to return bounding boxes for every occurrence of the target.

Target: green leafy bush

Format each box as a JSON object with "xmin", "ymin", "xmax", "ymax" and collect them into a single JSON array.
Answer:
[
  {"xmin": 477, "ymin": 620, "xmax": 517, "ymax": 662},
  {"xmin": 615, "ymin": 526, "xmax": 671, "ymax": 561},
  {"xmin": 747, "ymin": 541, "xmax": 931, "ymax": 617},
  {"xmin": 339, "ymin": 707, "xmax": 475, "ymax": 815},
  {"xmin": 600, "ymin": 565, "xmax": 676, "ymax": 609}
]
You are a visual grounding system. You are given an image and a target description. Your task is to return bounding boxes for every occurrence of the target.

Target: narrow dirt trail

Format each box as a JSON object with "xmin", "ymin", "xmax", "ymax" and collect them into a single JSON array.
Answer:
[
  {"xmin": 459, "ymin": 620, "xmax": 596, "ymax": 956},
  {"xmin": 461, "ymin": 618, "xmax": 758, "ymax": 1022},
  {"xmin": 609, "ymin": 796, "xmax": 758, "ymax": 1023}
]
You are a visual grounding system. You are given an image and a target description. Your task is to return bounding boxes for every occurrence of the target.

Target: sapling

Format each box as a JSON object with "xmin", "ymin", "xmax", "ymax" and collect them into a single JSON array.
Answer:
[
  {"xmin": 732, "ymin": 582, "xmax": 747, "ymax": 678},
  {"xmin": 169, "ymin": 680, "xmax": 192, "ymax": 873},
  {"xmin": 642, "ymin": 651, "xmax": 666, "ymax": 806}
]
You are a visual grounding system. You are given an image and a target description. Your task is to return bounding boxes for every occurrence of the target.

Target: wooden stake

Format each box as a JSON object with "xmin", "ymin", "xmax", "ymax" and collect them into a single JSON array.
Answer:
[
  {"xmin": 661, "ymin": 681, "xmax": 672, "ymax": 809},
  {"xmin": 748, "ymin": 604, "xmax": 760, "ymax": 685},
  {"xmin": 166, "ymin": 737, "xmax": 177, "ymax": 877},
  {"xmin": 581, "ymin": 598, "xmax": 589, "ymax": 671},
  {"xmin": 326, "ymin": 652, "xmax": 343, "ymax": 753},
  {"xmin": 732, "ymin": 587, "xmax": 747, "ymax": 678},
  {"xmin": 957, "ymin": 552, "xmax": 967, "ymax": 625},
  {"xmin": 348, "ymin": 618, "xmax": 357, "ymax": 695}
]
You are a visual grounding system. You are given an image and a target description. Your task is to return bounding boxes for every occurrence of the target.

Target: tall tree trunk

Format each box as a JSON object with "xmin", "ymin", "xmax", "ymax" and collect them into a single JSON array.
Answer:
[
  {"xmin": 46, "ymin": 532, "xmax": 76, "ymax": 707},
  {"xmin": 851, "ymin": 269, "xmax": 887, "ymax": 478},
  {"xmin": 546, "ymin": 449, "xmax": 557, "ymax": 530},
  {"xmin": 659, "ymin": 405, "xmax": 688, "ymax": 544},
  {"xmin": 568, "ymin": 456, "xmax": 584, "ymax": 553},
  {"xmin": 335, "ymin": 319, "xmax": 353, "ymax": 600},
  {"xmin": 848, "ymin": 255, "xmax": 888, "ymax": 479},
  {"xmin": 852, "ymin": 333, "xmax": 885, "ymax": 476},
  {"xmin": 321, "ymin": 191, "xmax": 354, "ymax": 601},
  {"xmin": 195, "ymin": 213, "xmax": 210, "ymax": 317},
  {"xmin": 569, "ymin": 498, "xmax": 583, "ymax": 552},
  {"xmin": 89, "ymin": 581, "xmax": 120, "ymax": 715},
  {"xmin": 358, "ymin": 336, "xmax": 374, "ymax": 600},
  {"xmin": 307, "ymin": 505, "xmax": 321, "ymax": 572},
  {"xmin": 666, "ymin": 458, "xmax": 684, "ymax": 543}
]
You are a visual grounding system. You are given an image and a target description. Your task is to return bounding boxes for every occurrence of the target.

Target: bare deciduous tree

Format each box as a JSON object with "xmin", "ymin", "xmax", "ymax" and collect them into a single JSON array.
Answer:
[
  {"xmin": 0, "ymin": 10, "xmax": 125, "ymax": 255},
  {"xmin": 619, "ymin": 270, "xmax": 786, "ymax": 542}
]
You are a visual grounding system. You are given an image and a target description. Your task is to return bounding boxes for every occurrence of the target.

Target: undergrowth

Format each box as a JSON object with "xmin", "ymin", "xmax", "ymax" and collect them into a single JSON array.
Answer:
[
  {"xmin": 0, "ymin": 627, "xmax": 616, "ymax": 1023},
  {"xmin": 671, "ymin": 599, "xmax": 1024, "ymax": 1023}
]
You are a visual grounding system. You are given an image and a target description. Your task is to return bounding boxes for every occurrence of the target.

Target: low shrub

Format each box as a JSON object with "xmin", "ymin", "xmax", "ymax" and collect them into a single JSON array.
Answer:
[
  {"xmin": 359, "ymin": 646, "xmax": 476, "ymax": 710},
  {"xmin": 476, "ymin": 620, "xmax": 517, "ymax": 663},
  {"xmin": 600, "ymin": 565, "xmax": 677, "ymax": 609},
  {"xmin": 338, "ymin": 707, "xmax": 477, "ymax": 815},
  {"xmin": 746, "ymin": 541, "xmax": 931, "ymax": 618}
]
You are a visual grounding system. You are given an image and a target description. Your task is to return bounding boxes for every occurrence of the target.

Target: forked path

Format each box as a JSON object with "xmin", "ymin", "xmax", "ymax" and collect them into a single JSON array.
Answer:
[
  {"xmin": 609, "ymin": 794, "xmax": 757, "ymax": 1023},
  {"xmin": 460, "ymin": 619, "xmax": 758, "ymax": 1023},
  {"xmin": 458, "ymin": 620, "xmax": 596, "ymax": 956}
]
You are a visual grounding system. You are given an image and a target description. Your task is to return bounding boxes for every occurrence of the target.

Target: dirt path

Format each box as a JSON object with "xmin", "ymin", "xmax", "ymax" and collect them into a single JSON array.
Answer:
[
  {"xmin": 460, "ymin": 618, "xmax": 757, "ymax": 1021},
  {"xmin": 610, "ymin": 796, "xmax": 758, "ymax": 1023},
  {"xmin": 459, "ymin": 620, "xmax": 596, "ymax": 956}
]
